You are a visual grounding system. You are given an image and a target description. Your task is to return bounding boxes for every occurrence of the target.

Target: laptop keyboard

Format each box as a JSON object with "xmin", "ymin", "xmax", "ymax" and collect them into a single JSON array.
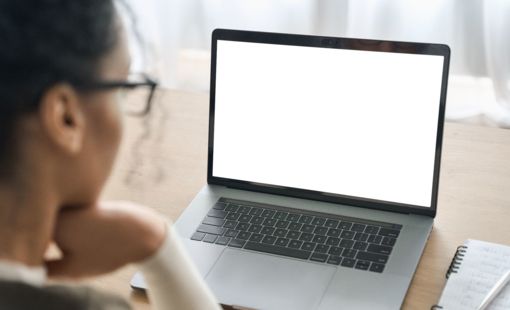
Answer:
[{"xmin": 190, "ymin": 198, "xmax": 402, "ymax": 273}]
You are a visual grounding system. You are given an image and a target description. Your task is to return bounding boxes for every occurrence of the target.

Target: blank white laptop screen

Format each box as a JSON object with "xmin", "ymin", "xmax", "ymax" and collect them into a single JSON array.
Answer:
[{"xmin": 212, "ymin": 40, "xmax": 444, "ymax": 208}]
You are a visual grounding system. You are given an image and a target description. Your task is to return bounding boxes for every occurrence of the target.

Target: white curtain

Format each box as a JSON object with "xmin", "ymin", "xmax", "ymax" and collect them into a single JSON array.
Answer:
[
  {"xmin": 123, "ymin": 0, "xmax": 510, "ymax": 127},
  {"xmin": 482, "ymin": 0, "xmax": 510, "ymax": 125}
]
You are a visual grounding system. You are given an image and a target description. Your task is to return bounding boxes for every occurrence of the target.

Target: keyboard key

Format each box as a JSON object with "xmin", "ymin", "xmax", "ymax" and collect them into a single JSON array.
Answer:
[
  {"xmin": 207, "ymin": 209, "xmax": 228, "ymax": 219},
  {"xmin": 367, "ymin": 234, "xmax": 382, "ymax": 244},
  {"xmin": 301, "ymin": 242, "xmax": 315, "ymax": 251},
  {"xmin": 237, "ymin": 231, "xmax": 251, "ymax": 240},
  {"xmin": 197, "ymin": 224, "xmax": 226, "ymax": 235},
  {"xmin": 249, "ymin": 208, "xmax": 262, "ymax": 216},
  {"xmin": 250, "ymin": 217, "xmax": 264, "ymax": 225},
  {"xmin": 338, "ymin": 221, "xmax": 353, "ymax": 230},
  {"xmin": 299, "ymin": 233, "xmax": 313, "ymax": 242},
  {"xmin": 353, "ymin": 241, "xmax": 368, "ymax": 251},
  {"xmin": 381, "ymin": 237, "xmax": 397, "ymax": 246},
  {"xmin": 248, "ymin": 225, "xmax": 262, "ymax": 234},
  {"xmin": 202, "ymin": 217, "xmax": 225, "ymax": 226},
  {"xmin": 215, "ymin": 236, "xmax": 231, "ymax": 245},
  {"xmin": 326, "ymin": 228, "xmax": 341, "ymax": 237},
  {"xmin": 275, "ymin": 238, "xmax": 290, "ymax": 247},
  {"xmin": 262, "ymin": 236, "xmax": 277, "ymax": 245},
  {"xmin": 261, "ymin": 209, "xmax": 275, "ymax": 218},
  {"xmin": 273, "ymin": 211, "xmax": 288, "ymax": 220},
  {"xmin": 191, "ymin": 232, "xmax": 205, "ymax": 241},
  {"xmin": 274, "ymin": 228, "xmax": 287, "ymax": 238},
  {"xmin": 310, "ymin": 253, "xmax": 328, "ymax": 263},
  {"xmin": 249, "ymin": 233, "xmax": 263, "ymax": 243},
  {"xmin": 352, "ymin": 223, "xmax": 366, "ymax": 232},
  {"xmin": 238, "ymin": 214, "xmax": 252, "ymax": 223},
  {"xmin": 263, "ymin": 218, "xmax": 277, "ymax": 227},
  {"xmin": 226, "ymin": 213, "xmax": 241, "ymax": 221},
  {"xmin": 298, "ymin": 215, "xmax": 313, "ymax": 224},
  {"xmin": 328, "ymin": 247, "xmax": 343, "ymax": 256},
  {"xmin": 213, "ymin": 202, "xmax": 227, "ymax": 210},
  {"xmin": 223, "ymin": 221, "xmax": 237, "ymax": 229},
  {"xmin": 326, "ymin": 237, "xmax": 340, "ymax": 247},
  {"xmin": 287, "ymin": 230, "xmax": 300, "ymax": 239},
  {"xmin": 236, "ymin": 222, "xmax": 250, "ymax": 231},
  {"xmin": 364, "ymin": 225, "xmax": 380, "ymax": 234},
  {"xmin": 244, "ymin": 242, "xmax": 311, "ymax": 260},
  {"xmin": 367, "ymin": 244, "xmax": 392, "ymax": 255},
  {"xmin": 288, "ymin": 222, "xmax": 302, "ymax": 231},
  {"xmin": 340, "ymin": 230, "xmax": 355, "ymax": 239},
  {"xmin": 325, "ymin": 219, "xmax": 339, "ymax": 228},
  {"xmin": 288, "ymin": 239, "xmax": 303, "ymax": 249},
  {"xmin": 339, "ymin": 239, "xmax": 354, "ymax": 249},
  {"xmin": 238, "ymin": 206, "xmax": 251, "ymax": 214},
  {"xmin": 301, "ymin": 224, "xmax": 314, "ymax": 233},
  {"xmin": 275, "ymin": 220, "xmax": 290, "ymax": 229},
  {"xmin": 356, "ymin": 251, "xmax": 389, "ymax": 264},
  {"xmin": 327, "ymin": 255, "xmax": 342, "ymax": 265},
  {"xmin": 311, "ymin": 217, "xmax": 326, "ymax": 226},
  {"xmin": 392, "ymin": 224, "xmax": 403, "ymax": 230},
  {"xmin": 203, "ymin": 234, "xmax": 218, "ymax": 243},
  {"xmin": 353, "ymin": 232, "xmax": 368, "ymax": 242},
  {"xmin": 228, "ymin": 238, "xmax": 246, "ymax": 248},
  {"xmin": 369, "ymin": 263, "xmax": 385, "ymax": 273},
  {"xmin": 286, "ymin": 213, "xmax": 300, "ymax": 222},
  {"xmin": 378, "ymin": 228, "xmax": 400, "ymax": 238},
  {"xmin": 341, "ymin": 257, "xmax": 356, "ymax": 268},
  {"xmin": 225, "ymin": 204, "xmax": 239, "ymax": 212},
  {"xmin": 314, "ymin": 244, "xmax": 330, "ymax": 253},
  {"xmin": 225, "ymin": 229, "xmax": 239, "ymax": 238},
  {"xmin": 342, "ymin": 248, "xmax": 357, "ymax": 258},
  {"xmin": 313, "ymin": 226, "xmax": 328, "ymax": 235},
  {"xmin": 312, "ymin": 235, "xmax": 327, "ymax": 244},
  {"xmin": 261, "ymin": 227, "xmax": 275, "ymax": 235},
  {"xmin": 355, "ymin": 260, "xmax": 370, "ymax": 270}
]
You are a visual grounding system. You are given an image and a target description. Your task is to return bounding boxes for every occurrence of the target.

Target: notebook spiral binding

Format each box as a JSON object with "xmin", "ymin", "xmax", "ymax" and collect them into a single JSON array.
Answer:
[
  {"xmin": 430, "ymin": 245, "xmax": 468, "ymax": 309},
  {"xmin": 446, "ymin": 245, "xmax": 467, "ymax": 279}
]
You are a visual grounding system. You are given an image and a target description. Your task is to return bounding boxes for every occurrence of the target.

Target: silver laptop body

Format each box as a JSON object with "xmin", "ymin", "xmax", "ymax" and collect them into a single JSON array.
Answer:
[{"xmin": 132, "ymin": 29, "xmax": 450, "ymax": 310}]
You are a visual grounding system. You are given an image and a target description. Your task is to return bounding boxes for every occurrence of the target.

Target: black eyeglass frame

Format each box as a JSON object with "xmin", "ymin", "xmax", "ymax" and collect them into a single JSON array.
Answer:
[{"xmin": 73, "ymin": 74, "xmax": 158, "ymax": 116}]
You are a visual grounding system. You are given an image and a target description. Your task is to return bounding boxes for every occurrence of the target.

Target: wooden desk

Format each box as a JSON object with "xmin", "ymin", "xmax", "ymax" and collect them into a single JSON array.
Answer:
[{"xmin": 90, "ymin": 89, "xmax": 510, "ymax": 309}]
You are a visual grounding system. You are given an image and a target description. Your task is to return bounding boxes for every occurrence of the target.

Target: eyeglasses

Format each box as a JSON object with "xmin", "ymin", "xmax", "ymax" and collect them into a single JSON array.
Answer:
[{"xmin": 74, "ymin": 73, "xmax": 158, "ymax": 116}]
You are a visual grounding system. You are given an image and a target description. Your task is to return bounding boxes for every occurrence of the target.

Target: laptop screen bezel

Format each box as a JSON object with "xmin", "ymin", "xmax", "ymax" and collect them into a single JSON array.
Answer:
[{"xmin": 207, "ymin": 29, "xmax": 450, "ymax": 218}]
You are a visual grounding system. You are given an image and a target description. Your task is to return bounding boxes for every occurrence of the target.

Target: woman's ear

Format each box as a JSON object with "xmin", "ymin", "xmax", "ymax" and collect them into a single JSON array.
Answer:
[{"xmin": 38, "ymin": 83, "xmax": 86, "ymax": 155}]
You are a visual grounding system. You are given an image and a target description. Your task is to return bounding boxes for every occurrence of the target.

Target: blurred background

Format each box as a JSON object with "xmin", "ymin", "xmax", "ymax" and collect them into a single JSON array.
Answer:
[{"xmin": 122, "ymin": 0, "xmax": 510, "ymax": 128}]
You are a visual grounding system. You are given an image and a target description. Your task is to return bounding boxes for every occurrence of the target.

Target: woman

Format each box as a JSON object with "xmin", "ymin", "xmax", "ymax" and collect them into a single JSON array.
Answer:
[{"xmin": 0, "ymin": 1, "xmax": 221, "ymax": 309}]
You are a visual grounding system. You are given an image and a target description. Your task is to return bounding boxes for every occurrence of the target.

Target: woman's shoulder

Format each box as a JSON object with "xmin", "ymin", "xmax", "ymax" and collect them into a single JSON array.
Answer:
[{"xmin": 0, "ymin": 280, "xmax": 132, "ymax": 310}]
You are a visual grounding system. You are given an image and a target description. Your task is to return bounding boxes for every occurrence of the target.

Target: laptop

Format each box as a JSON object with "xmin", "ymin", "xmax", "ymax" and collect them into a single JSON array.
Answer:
[{"xmin": 131, "ymin": 29, "xmax": 450, "ymax": 310}]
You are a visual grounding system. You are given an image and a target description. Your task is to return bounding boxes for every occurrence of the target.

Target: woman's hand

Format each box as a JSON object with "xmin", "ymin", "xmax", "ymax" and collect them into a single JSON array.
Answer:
[{"xmin": 46, "ymin": 201, "xmax": 166, "ymax": 279}]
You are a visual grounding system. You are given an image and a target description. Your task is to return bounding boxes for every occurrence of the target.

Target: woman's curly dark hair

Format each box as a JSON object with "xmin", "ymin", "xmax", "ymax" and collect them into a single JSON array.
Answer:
[{"xmin": 0, "ymin": 0, "xmax": 119, "ymax": 176}]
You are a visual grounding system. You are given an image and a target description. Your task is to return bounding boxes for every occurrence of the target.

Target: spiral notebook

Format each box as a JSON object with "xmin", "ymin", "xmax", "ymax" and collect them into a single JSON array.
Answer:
[{"xmin": 432, "ymin": 239, "xmax": 510, "ymax": 309}]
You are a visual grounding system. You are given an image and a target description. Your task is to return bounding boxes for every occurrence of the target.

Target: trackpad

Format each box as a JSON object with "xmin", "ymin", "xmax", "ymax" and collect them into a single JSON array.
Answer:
[{"xmin": 206, "ymin": 249, "xmax": 335, "ymax": 310}]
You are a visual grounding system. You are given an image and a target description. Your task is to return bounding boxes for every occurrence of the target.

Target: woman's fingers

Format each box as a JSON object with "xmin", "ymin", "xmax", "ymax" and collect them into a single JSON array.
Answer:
[{"xmin": 48, "ymin": 201, "xmax": 167, "ymax": 279}]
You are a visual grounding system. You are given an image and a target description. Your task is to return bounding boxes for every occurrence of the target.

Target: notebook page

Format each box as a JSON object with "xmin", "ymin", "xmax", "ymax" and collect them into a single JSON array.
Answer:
[{"xmin": 437, "ymin": 239, "xmax": 510, "ymax": 309}]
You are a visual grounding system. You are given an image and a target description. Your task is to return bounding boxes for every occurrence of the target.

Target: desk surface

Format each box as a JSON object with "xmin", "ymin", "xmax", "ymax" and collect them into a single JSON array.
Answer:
[{"xmin": 89, "ymin": 89, "xmax": 510, "ymax": 309}]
